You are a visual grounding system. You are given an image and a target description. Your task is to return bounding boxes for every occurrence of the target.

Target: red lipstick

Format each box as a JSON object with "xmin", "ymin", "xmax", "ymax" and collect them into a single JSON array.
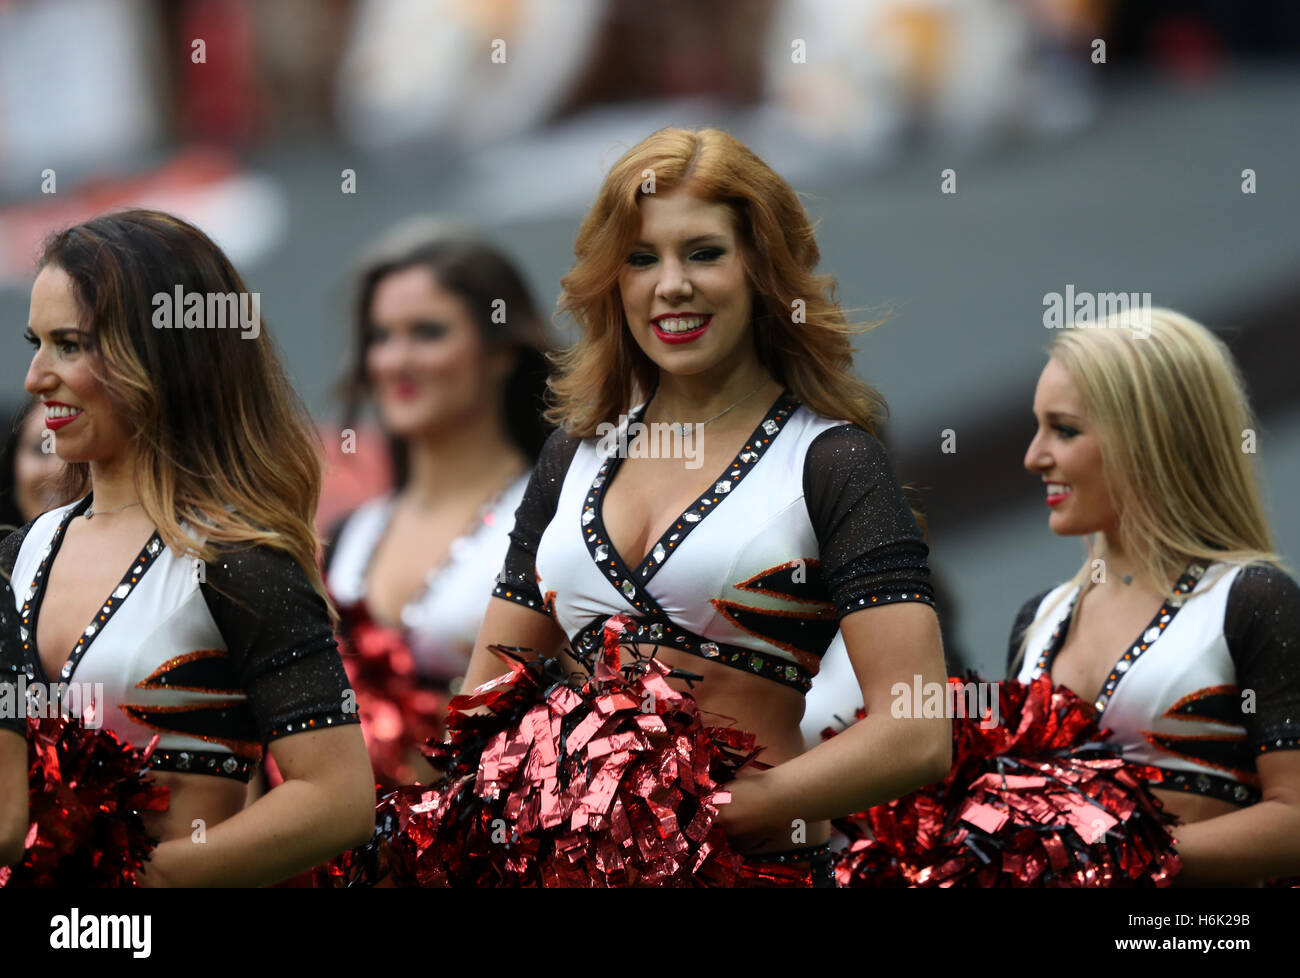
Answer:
[
  {"xmin": 43, "ymin": 401, "xmax": 83, "ymax": 431},
  {"xmin": 651, "ymin": 314, "xmax": 712, "ymax": 345}
]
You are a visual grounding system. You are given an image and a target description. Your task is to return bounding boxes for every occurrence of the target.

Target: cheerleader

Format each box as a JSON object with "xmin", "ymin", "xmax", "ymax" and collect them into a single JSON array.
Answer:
[
  {"xmin": 1011, "ymin": 307, "xmax": 1300, "ymax": 885},
  {"xmin": 463, "ymin": 127, "xmax": 951, "ymax": 886},
  {"xmin": 0, "ymin": 576, "xmax": 26, "ymax": 867},
  {"xmin": 1, "ymin": 398, "xmax": 63, "ymax": 534},
  {"xmin": 0, "ymin": 210, "xmax": 375, "ymax": 886},
  {"xmin": 326, "ymin": 225, "xmax": 552, "ymax": 787}
]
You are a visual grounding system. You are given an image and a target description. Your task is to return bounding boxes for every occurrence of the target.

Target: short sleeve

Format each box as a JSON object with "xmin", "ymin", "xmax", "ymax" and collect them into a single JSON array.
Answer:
[
  {"xmin": 201, "ymin": 545, "xmax": 361, "ymax": 745},
  {"xmin": 492, "ymin": 427, "xmax": 581, "ymax": 614},
  {"xmin": 1007, "ymin": 588, "xmax": 1052, "ymax": 676},
  {"xmin": 803, "ymin": 424, "xmax": 935, "ymax": 618},
  {"xmin": 1, "ymin": 522, "xmax": 35, "ymax": 736},
  {"xmin": 0, "ymin": 575, "xmax": 27, "ymax": 736},
  {"xmin": 0, "ymin": 519, "xmax": 33, "ymax": 581},
  {"xmin": 1225, "ymin": 563, "xmax": 1300, "ymax": 754}
]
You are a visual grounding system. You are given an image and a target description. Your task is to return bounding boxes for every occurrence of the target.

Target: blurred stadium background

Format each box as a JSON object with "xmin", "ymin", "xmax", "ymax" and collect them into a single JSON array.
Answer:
[{"xmin": 1, "ymin": 0, "xmax": 1297, "ymax": 739}]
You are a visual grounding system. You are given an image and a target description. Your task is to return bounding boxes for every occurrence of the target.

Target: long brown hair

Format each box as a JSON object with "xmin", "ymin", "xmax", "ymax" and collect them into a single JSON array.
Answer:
[
  {"xmin": 339, "ymin": 222, "xmax": 553, "ymax": 484},
  {"xmin": 38, "ymin": 209, "xmax": 332, "ymax": 611},
  {"xmin": 548, "ymin": 127, "xmax": 889, "ymax": 435}
]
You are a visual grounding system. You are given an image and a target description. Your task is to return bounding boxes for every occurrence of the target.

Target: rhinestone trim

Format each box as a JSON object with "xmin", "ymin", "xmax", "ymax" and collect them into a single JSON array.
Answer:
[
  {"xmin": 19, "ymin": 495, "xmax": 165, "ymax": 689},
  {"xmin": 1031, "ymin": 562, "xmax": 1206, "ymax": 717},
  {"xmin": 1156, "ymin": 768, "xmax": 1259, "ymax": 807}
]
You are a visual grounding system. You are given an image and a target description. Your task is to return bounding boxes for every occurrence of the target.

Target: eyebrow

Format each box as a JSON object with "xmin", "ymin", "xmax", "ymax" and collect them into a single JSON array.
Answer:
[
  {"xmin": 632, "ymin": 234, "xmax": 728, "ymax": 248},
  {"xmin": 1038, "ymin": 410, "xmax": 1083, "ymax": 422},
  {"xmin": 27, "ymin": 325, "xmax": 87, "ymax": 338}
]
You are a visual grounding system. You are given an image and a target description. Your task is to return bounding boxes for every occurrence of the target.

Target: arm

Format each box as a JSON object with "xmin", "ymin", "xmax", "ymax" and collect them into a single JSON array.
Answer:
[
  {"xmin": 462, "ymin": 597, "xmax": 568, "ymax": 694},
  {"xmin": 137, "ymin": 723, "xmax": 375, "ymax": 887},
  {"xmin": 0, "ymin": 729, "xmax": 27, "ymax": 866},
  {"xmin": 462, "ymin": 427, "xmax": 580, "ymax": 695},
  {"xmin": 1169, "ymin": 751, "xmax": 1300, "ymax": 885},
  {"xmin": 721, "ymin": 602, "xmax": 951, "ymax": 836},
  {"xmin": 1, "ymin": 568, "xmax": 31, "ymax": 866},
  {"xmin": 140, "ymin": 545, "xmax": 377, "ymax": 886},
  {"xmin": 720, "ymin": 423, "xmax": 952, "ymax": 835}
]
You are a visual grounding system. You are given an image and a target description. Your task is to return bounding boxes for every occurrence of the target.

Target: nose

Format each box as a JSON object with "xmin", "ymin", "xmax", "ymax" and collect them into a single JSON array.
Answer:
[
  {"xmin": 654, "ymin": 255, "xmax": 692, "ymax": 303},
  {"xmin": 367, "ymin": 330, "xmax": 413, "ymax": 377},
  {"xmin": 1023, "ymin": 428, "xmax": 1050, "ymax": 474},
  {"xmin": 24, "ymin": 346, "xmax": 55, "ymax": 398}
]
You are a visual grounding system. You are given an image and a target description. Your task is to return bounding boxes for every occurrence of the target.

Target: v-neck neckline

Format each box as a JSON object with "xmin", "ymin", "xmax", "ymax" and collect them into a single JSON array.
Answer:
[
  {"xmin": 1031, "ymin": 561, "xmax": 1207, "ymax": 716},
  {"xmin": 581, "ymin": 389, "xmax": 799, "ymax": 612},
  {"xmin": 357, "ymin": 473, "xmax": 524, "ymax": 627},
  {"xmin": 20, "ymin": 495, "xmax": 166, "ymax": 686}
]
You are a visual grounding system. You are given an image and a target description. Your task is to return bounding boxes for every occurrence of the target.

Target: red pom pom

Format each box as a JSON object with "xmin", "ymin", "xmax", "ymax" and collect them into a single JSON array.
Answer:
[
  {"xmin": 0, "ymin": 716, "xmax": 169, "ymax": 888},
  {"xmin": 336, "ymin": 603, "xmax": 449, "ymax": 790},
  {"xmin": 317, "ymin": 615, "xmax": 761, "ymax": 887},
  {"xmin": 831, "ymin": 675, "xmax": 1182, "ymax": 887}
]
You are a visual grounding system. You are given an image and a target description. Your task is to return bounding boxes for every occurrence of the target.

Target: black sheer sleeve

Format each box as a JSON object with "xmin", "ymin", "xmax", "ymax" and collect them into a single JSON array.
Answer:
[
  {"xmin": 1, "ymin": 575, "xmax": 26, "ymax": 736},
  {"xmin": 0, "ymin": 519, "xmax": 33, "ymax": 581},
  {"xmin": 1007, "ymin": 588, "xmax": 1052, "ymax": 676},
  {"xmin": 1, "ymin": 522, "xmax": 35, "ymax": 735},
  {"xmin": 491, "ymin": 427, "xmax": 581, "ymax": 615},
  {"xmin": 200, "ymin": 546, "xmax": 361, "ymax": 745},
  {"xmin": 803, "ymin": 424, "xmax": 935, "ymax": 618},
  {"xmin": 1225, "ymin": 563, "xmax": 1300, "ymax": 754}
]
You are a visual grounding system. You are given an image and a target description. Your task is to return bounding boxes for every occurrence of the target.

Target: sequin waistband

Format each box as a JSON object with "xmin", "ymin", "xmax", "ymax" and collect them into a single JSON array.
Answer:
[{"xmin": 571, "ymin": 615, "xmax": 814, "ymax": 693}]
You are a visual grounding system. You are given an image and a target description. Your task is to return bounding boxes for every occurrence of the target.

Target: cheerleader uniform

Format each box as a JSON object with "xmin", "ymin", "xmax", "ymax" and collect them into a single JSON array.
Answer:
[
  {"xmin": 323, "ymin": 478, "xmax": 528, "ymax": 788},
  {"xmin": 491, "ymin": 390, "xmax": 936, "ymax": 887},
  {"xmin": 0, "ymin": 576, "xmax": 24, "ymax": 738},
  {"xmin": 1009, "ymin": 561, "xmax": 1300, "ymax": 808},
  {"xmin": 0, "ymin": 495, "xmax": 360, "ymax": 783}
]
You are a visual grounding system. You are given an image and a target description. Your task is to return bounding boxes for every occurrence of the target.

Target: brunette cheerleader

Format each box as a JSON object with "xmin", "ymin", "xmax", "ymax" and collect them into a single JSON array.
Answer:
[
  {"xmin": 1, "ymin": 210, "xmax": 375, "ymax": 886},
  {"xmin": 326, "ymin": 225, "xmax": 551, "ymax": 787}
]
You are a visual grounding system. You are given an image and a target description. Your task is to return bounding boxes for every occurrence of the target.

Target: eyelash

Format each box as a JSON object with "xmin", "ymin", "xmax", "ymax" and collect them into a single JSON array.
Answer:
[
  {"xmin": 24, "ymin": 331, "xmax": 80, "ymax": 356},
  {"xmin": 1053, "ymin": 424, "xmax": 1079, "ymax": 438},
  {"xmin": 626, "ymin": 247, "xmax": 725, "ymax": 267}
]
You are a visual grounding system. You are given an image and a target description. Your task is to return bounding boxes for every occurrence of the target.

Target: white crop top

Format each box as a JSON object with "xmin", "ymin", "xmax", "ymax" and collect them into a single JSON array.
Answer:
[
  {"xmin": 0, "ymin": 496, "xmax": 360, "ymax": 782},
  {"xmin": 1010, "ymin": 560, "xmax": 1300, "ymax": 806},
  {"xmin": 492, "ymin": 391, "xmax": 935, "ymax": 693},
  {"xmin": 325, "ymin": 474, "xmax": 529, "ymax": 683}
]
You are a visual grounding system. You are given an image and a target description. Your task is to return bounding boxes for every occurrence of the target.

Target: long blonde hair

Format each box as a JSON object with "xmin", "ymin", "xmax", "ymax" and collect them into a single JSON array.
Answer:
[
  {"xmin": 37, "ymin": 210, "xmax": 333, "ymax": 615},
  {"xmin": 547, "ymin": 126, "xmax": 889, "ymax": 435},
  {"xmin": 1014, "ymin": 306, "xmax": 1282, "ymax": 666}
]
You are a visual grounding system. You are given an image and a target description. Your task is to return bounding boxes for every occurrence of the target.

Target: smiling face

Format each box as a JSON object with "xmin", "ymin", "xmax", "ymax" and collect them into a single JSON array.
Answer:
[
  {"xmin": 365, "ymin": 264, "xmax": 509, "ymax": 438},
  {"xmin": 1024, "ymin": 358, "xmax": 1118, "ymax": 537},
  {"xmin": 24, "ymin": 264, "xmax": 133, "ymax": 467},
  {"xmin": 616, "ymin": 188, "xmax": 756, "ymax": 380}
]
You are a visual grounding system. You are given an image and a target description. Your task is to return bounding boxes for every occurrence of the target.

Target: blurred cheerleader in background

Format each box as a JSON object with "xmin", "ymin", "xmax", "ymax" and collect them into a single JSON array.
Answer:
[{"xmin": 325, "ymin": 223, "xmax": 552, "ymax": 788}]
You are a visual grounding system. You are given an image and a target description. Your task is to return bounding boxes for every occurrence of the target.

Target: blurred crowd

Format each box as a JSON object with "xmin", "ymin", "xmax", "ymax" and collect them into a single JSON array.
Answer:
[{"xmin": 4, "ymin": 0, "xmax": 1298, "ymax": 191}]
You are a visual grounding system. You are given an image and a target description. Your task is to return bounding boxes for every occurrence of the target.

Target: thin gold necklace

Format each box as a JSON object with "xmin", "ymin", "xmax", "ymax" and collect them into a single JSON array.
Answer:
[
  {"xmin": 653, "ymin": 380, "xmax": 767, "ymax": 436},
  {"xmin": 85, "ymin": 500, "xmax": 142, "ymax": 520}
]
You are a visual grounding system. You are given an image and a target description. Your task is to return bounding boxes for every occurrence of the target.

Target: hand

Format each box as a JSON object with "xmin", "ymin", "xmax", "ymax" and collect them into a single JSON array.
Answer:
[{"xmin": 714, "ymin": 772, "xmax": 771, "ymax": 845}]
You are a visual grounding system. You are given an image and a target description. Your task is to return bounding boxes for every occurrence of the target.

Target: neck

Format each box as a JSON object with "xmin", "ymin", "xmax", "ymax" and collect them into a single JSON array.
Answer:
[
  {"xmin": 649, "ymin": 357, "xmax": 778, "ymax": 423},
  {"xmin": 400, "ymin": 407, "xmax": 526, "ymax": 509},
  {"xmin": 88, "ymin": 453, "xmax": 140, "ymax": 513},
  {"xmin": 1096, "ymin": 532, "xmax": 1180, "ymax": 591}
]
